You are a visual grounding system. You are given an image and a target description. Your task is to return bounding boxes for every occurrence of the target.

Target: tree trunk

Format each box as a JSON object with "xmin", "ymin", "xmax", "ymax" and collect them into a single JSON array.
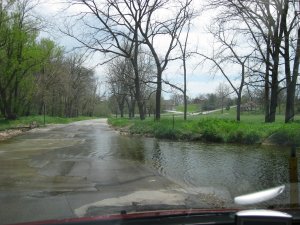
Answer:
[
  {"xmin": 0, "ymin": 103, "xmax": 5, "ymax": 116},
  {"xmin": 183, "ymin": 58, "xmax": 187, "ymax": 121},
  {"xmin": 134, "ymin": 72, "xmax": 145, "ymax": 120},
  {"xmin": 132, "ymin": 100, "xmax": 135, "ymax": 118},
  {"xmin": 269, "ymin": 58, "xmax": 279, "ymax": 122},
  {"xmin": 269, "ymin": 0, "xmax": 287, "ymax": 123},
  {"xmin": 155, "ymin": 71, "xmax": 162, "ymax": 121},
  {"xmin": 126, "ymin": 98, "xmax": 131, "ymax": 118},
  {"xmin": 285, "ymin": 86, "xmax": 296, "ymax": 122},
  {"xmin": 221, "ymin": 97, "xmax": 224, "ymax": 114},
  {"xmin": 0, "ymin": 89, "xmax": 16, "ymax": 119},
  {"xmin": 184, "ymin": 94, "xmax": 187, "ymax": 120},
  {"xmin": 120, "ymin": 97, "xmax": 125, "ymax": 118},
  {"xmin": 236, "ymin": 93, "xmax": 241, "ymax": 122},
  {"xmin": 120, "ymin": 107, "xmax": 124, "ymax": 118},
  {"xmin": 137, "ymin": 100, "xmax": 144, "ymax": 120},
  {"xmin": 269, "ymin": 79, "xmax": 278, "ymax": 122},
  {"xmin": 285, "ymin": 28, "xmax": 300, "ymax": 123},
  {"xmin": 0, "ymin": 90, "xmax": 6, "ymax": 116},
  {"xmin": 236, "ymin": 65, "xmax": 245, "ymax": 122},
  {"xmin": 268, "ymin": 39, "xmax": 281, "ymax": 123},
  {"xmin": 264, "ymin": 70, "xmax": 270, "ymax": 122},
  {"xmin": 5, "ymin": 99, "xmax": 16, "ymax": 120},
  {"xmin": 264, "ymin": 34, "xmax": 271, "ymax": 122}
]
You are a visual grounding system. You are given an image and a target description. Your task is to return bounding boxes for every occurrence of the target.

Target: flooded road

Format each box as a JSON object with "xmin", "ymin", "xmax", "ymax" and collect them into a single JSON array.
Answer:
[
  {"xmin": 0, "ymin": 119, "xmax": 298, "ymax": 224},
  {"xmin": 0, "ymin": 119, "xmax": 193, "ymax": 225}
]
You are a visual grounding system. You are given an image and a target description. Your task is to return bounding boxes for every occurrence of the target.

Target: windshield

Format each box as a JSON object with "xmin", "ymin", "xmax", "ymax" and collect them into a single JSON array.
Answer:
[{"xmin": 0, "ymin": 0, "xmax": 300, "ymax": 225}]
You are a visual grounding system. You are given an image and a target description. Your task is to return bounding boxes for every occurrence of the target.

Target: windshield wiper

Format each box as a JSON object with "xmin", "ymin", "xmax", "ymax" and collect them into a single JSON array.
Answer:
[{"xmin": 234, "ymin": 185, "xmax": 285, "ymax": 205}]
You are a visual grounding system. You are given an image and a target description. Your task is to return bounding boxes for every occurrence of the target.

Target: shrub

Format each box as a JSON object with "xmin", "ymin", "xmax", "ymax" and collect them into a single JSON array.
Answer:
[
  {"xmin": 242, "ymin": 131, "xmax": 261, "ymax": 144},
  {"xmin": 201, "ymin": 127, "xmax": 224, "ymax": 143},
  {"xmin": 154, "ymin": 126, "xmax": 179, "ymax": 139},
  {"xmin": 227, "ymin": 130, "xmax": 244, "ymax": 143}
]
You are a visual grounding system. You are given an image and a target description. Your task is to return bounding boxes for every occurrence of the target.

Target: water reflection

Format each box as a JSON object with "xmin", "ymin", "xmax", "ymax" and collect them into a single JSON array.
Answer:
[
  {"xmin": 113, "ymin": 136, "xmax": 297, "ymax": 198},
  {"xmin": 151, "ymin": 140, "xmax": 166, "ymax": 175}
]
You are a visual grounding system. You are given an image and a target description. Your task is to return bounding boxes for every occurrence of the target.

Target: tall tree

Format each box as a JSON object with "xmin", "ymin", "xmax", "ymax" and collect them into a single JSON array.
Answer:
[
  {"xmin": 281, "ymin": 0, "xmax": 300, "ymax": 123},
  {"xmin": 136, "ymin": 0, "xmax": 194, "ymax": 120},
  {"xmin": 196, "ymin": 23, "xmax": 251, "ymax": 121},
  {"xmin": 0, "ymin": 0, "xmax": 41, "ymax": 119},
  {"xmin": 177, "ymin": 17, "xmax": 193, "ymax": 120}
]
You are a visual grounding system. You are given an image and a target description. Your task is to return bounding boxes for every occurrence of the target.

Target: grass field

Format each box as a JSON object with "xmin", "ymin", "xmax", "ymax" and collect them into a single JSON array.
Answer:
[
  {"xmin": 201, "ymin": 107, "xmax": 297, "ymax": 123},
  {"xmin": 175, "ymin": 104, "xmax": 200, "ymax": 112},
  {"xmin": 108, "ymin": 108, "xmax": 300, "ymax": 145},
  {"xmin": 0, "ymin": 115, "xmax": 96, "ymax": 131}
]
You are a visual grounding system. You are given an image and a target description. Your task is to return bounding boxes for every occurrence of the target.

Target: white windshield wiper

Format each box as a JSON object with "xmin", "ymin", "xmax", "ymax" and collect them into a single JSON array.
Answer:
[{"xmin": 234, "ymin": 185, "xmax": 285, "ymax": 205}]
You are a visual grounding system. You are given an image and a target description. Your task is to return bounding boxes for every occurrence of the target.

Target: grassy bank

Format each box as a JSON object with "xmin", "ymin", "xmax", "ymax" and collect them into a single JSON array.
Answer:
[
  {"xmin": 0, "ymin": 115, "xmax": 96, "ymax": 131},
  {"xmin": 108, "ymin": 114, "xmax": 300, "ymax": 146}
]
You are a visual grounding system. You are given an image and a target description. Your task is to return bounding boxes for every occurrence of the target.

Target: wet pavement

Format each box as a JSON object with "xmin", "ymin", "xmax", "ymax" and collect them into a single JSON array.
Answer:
[{"xmin": 0, "ymin": 119, "xmax": 200, "ymax": 225}]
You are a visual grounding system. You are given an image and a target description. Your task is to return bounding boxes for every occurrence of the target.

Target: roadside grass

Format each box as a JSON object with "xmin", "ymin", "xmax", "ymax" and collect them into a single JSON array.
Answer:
[
  {"xmin": 108, "ymin": 109, "xmax": 300, "ymax": 145},
  {"xmin": 0, "ymin": 115, "xmax": 97, "ymax": 131}
]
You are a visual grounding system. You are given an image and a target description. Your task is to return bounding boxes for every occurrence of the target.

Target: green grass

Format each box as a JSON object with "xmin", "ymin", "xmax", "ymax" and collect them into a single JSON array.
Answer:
[
  {"xmin": 0, "ymin": 115, "xmax": 96, "ymax": 131},
  {"xmin": 108, "ymin": 111, "xmax": 300, "ymax": 146},
  {"xmin": 197, "ymin": 107, "xmax": 298, "ymax": 123},
  {"xmin": 175, "ymin": 104, "xmax": 200, "ymax": 112}
]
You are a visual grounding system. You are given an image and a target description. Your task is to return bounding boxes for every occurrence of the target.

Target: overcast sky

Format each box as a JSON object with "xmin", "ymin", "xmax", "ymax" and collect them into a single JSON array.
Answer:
[{"xmin": 35, "ymin": 0, "xmax": 235, "ymax": 99}]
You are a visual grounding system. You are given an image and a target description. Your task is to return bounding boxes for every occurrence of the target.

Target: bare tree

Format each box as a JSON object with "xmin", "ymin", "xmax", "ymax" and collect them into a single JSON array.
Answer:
[
  {"xmin": 178, "ymin": 18, "xmax": 192, "ymax": 120},
  {"xmin": 136, "ymin": 0, "xmax": 194, "ymax": 120},
  {"xmin": 163, "ymin": 16, "xmax": 192, "ymax": 120},
  {"xmin": 196, "ymin": 22, "xmax": 252, "ymax": 121}
]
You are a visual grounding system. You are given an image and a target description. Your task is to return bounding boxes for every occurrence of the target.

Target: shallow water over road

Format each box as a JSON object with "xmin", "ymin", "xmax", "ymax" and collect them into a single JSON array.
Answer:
[
  {"xmin": 0, "ymin": 119, "xmax": 298, "ymax": 196},
  {"xmin": 0, "ymin": 119, "xmax": 299, "ymax": 224}
]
